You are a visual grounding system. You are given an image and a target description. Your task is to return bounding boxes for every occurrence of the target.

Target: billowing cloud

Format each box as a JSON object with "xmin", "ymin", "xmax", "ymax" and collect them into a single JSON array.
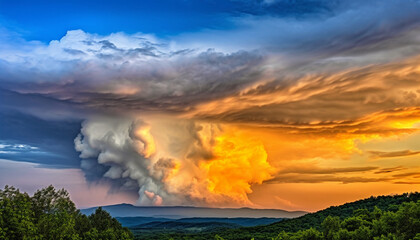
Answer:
[
  {"xmin": 74, "ymin": 116, "xmax": 274, "ymax": 207},
  {"xmin": 2, "ymin": 0, "xmax": 420, "ymax": 209}
]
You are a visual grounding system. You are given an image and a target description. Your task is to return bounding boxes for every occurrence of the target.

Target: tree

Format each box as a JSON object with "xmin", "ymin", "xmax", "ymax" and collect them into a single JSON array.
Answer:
[
  {"xmin": 394, "ymin": 201, "xmax": 420, "ymax": 240},
  {"xmin": 273, "ymin": 231, "xmax": 291, "ymax": 240},
  {"xmin": 295, "ymin": 228, "xmax": 323, "ymax": 240},
  {"xmin": 0, "ymin": 185, "xmax": 37, "ymax": 239},
  {"xmin": 0, "ymin": 185, "xmax": 134, "ymax": 240},
  {"xmin": 88, "ymin": 207, "xmax": 133, "ymax": 240},
  {"xmin": 341, "ymin": 216, "xmax": 368, "ymax": 232},
  {"xmin": 322, "ymin": 216, "xmax": 341, "ymax": 240},
  {"xmin": 31, "ymin": 185, "xmax": 79, "ymax": 239},
  {"xmin": 353, "ymin": 226, "xmax": 372, "ymax": 240}
]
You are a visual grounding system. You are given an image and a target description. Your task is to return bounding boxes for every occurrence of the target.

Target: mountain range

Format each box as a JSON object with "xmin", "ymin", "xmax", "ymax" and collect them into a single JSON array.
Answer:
[
  {"xmin": 116, "ymin": 216, "xmax": 285, "ymax": 228},
  {"xmin": 81, "ymin": 204, "xmax": 306, "ymax": 219}
]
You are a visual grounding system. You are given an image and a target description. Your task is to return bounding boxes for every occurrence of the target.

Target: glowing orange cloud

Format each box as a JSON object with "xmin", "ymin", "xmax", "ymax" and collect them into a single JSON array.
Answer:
[
  {"xmin": 139, "ymin": 106, "xmax": 420, "ymax": 208},
  {"xmin": 184, "ymin": 56, "xmax": 420, "ymax": 127},
  {"xmin": 200, "ymin": 129, "xmax": 274, "ymax": 205}
]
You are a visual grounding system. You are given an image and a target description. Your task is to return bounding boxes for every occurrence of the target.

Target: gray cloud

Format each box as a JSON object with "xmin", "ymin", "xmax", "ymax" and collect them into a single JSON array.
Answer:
[
  {"xmin": 176, "ymin": 0, "xmax": 420, "ymax": 55},
  {"xmin": 2, "ymin": 5, "xmax": 420, "ymax": 126},
  {"xmin": 74, "ymin": 116, "xmax": 167, "ymax": 205},
  {"xmin": 73, "ymin": 116, "xmax": 245, "ymax": 206}
]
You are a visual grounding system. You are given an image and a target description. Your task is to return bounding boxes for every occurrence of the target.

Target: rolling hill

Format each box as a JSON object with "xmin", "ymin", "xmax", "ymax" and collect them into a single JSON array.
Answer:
[
  {"xmin": 81, "ymin": 204, "xmax": 306, "ymax": 219},
  {"xmin": 116, "ymin": 216, "xmax": 283, "ymax": 228},
  {"xmin": 127, "ymin": 192, "xmax": 420, "ymax": 239}
]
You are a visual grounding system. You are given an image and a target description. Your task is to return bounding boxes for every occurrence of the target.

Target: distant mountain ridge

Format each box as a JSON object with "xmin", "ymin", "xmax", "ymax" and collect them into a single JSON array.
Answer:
[
  {"xmin": 81, "ymin": 204, "xmax": 306, "ymax": 219},
  {"xmin": 116, "ymin": 216, "xmax": 284, "ymax": 228}
]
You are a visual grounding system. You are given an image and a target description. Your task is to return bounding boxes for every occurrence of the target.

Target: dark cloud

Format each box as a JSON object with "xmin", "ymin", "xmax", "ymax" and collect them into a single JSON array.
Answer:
[
  {"xmin": 265, "ymin": 174, "xmax": 391, "ymax": 184},
  {"xmin": 178, "ymin": 0, "xmax": 420, "ymax": 56},
  {"xmin": 63, "ymin": 48, "xmax": 86, "ymax": 55},
  {"xmin": 392, "ymin": 172, "xmax": 420, "ymax": 178},
  {"xmin": 266, "ymin": 165, "xmax": 420, "ymax": 184},
  {"xmin": 0, "ymin": 46, "xmax": 265, "ymax": 115},
  {"xmin": 229, "ymin": 0, "xmax": 338, "ymax": 18},
  {"xmin": 369, "ymin": 150, "xmax": 420, "ymax": 159},
  {"xmin": 0, "ymin": 88, "xmax": 88, "ymax": 121},
  {"xmin": 0, "ymin": 110, "xmax": 81, "ymax": 167},
  {"xmin": 374, "ymin": 166, "xmax": 406, "ymax": 174},
  {"xmin": 189, "ymin": 55, "xmax": 420, "ymax": 129},
  {"xmin": 0, "ymin": 88, "xmax": 86, "ymax": 168},
  {"xmin": 393, "ymin": 181, "xmax": 420, "ymax": 185},
  {"xmin": 277, "ymin": 166, "xmax": 378, "ymax": 175}
]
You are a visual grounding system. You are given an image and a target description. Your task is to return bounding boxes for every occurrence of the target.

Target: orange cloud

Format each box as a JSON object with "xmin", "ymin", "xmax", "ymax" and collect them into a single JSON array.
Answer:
[
  {"xmin": 369, "ymin": 150, "xmax": 420, "ymax": 159},
  {"xmin": 200, "ymin": 129, "xmax": 274, "ymax": 205},
  {"xmin": 186, "ymin": 56, "xmax": 420, "ymax": 128},
  {"xmin": 75, "ymin": 53, "xmax": 420, "ymax": 210}
]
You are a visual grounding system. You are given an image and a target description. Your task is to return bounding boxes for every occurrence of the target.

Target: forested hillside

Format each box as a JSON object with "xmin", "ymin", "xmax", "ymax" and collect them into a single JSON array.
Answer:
[
  {"xmin": 213, "ymin": 199, "xmax": 420, "ymax": 240},
  {"xmin": 0, "ymin": 185, "xmax": 133, "ymax": 240},
  {"xmin": 134, "ymin": 193, "xmax": 420, "ymax": 240},
  {"xmin": 214, "ymin": 192, "xmax": 420, "ymax": 238},
  {"xmin": 2, "ymin": 185, "xmax": 420, "ymax": 240}
]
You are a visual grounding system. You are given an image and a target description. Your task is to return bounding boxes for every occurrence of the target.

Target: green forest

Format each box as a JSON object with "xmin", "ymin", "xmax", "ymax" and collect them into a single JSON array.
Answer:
[
  {"xmin": 130, "ymin": 193, "xmax": 420, "ymax": 240},
  {"xmin": 2, "ymin": 185, "xmax": 420, "ymax": 240},
  {"xmin": 212, "ymin": 200, "xmax": 420, "ymax": 240},
  {"xmin": 204, "ymin": 192, "xmax": 420, "ymax": 240},
  {"xmin": 0, "ymin": 185, "xmax": 133, "ymax": 240}
]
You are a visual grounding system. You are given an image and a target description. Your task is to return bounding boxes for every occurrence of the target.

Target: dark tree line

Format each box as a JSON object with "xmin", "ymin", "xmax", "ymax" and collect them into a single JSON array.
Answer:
[
  {"xmin": 0, "ymin": 185, "xmax": 133, "ymax": 240},
  {"xmin": 214, "ymin": 200, "xmax": 420, "ymax": 240}
]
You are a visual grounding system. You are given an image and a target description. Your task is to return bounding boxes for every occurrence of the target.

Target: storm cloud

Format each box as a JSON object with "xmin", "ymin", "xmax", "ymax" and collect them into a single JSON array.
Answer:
[{"xmin": 2, "ymin": 0, "xmax": 420, "ymax": 207}]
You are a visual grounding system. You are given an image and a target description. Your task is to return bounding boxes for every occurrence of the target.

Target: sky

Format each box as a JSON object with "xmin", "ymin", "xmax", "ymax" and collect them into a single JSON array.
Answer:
[{"xmin": 1, "ymin": 0, "xmax": 420, "ymax": 212}]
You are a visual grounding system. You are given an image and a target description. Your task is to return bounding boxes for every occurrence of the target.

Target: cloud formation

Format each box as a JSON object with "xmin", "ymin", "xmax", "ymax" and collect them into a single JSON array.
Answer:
[
  {"xmin": 369, "ymin": 150, "xmax": 420, "ymax": 159},
  {"xmin": 74, "ymin": 116, "xmax": 274, "ymax": 206},
  {"xmin": 2, "ymin": 0, "xmax": 420, "ymax": 208}
]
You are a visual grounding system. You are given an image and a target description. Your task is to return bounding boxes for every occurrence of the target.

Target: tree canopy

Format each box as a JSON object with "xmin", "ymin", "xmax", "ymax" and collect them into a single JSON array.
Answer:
[
  {"xmin": 129, "ymin": 192, "xmax": 420, "ymax": 240},
  {"xmin": 0, "ymin": 185, "xmax": 133, "ymax": 240}
]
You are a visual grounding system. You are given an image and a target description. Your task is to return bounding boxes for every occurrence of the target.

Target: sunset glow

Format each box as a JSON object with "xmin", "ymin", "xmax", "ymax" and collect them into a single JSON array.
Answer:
[{"xmin": 1, "ymin": 0, "xmax": 420, "ymax": 212}]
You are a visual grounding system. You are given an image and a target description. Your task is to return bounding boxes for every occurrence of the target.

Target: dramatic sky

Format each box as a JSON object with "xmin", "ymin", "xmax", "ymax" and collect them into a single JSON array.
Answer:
[{"xmin": 1, "ymin": 0, "xmax": 420, "ymax": 212}]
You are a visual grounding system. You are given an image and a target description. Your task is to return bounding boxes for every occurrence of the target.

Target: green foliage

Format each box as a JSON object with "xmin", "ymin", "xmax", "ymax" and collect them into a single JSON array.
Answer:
[
  {"xmin": 87, "ymin": 207, "xmax": 133, "ymax": 240},
  {"xmin": 207, "ymin": 200, "xmax": 420, "ymax": 240},
  {"xmin": 4, "ymin": 186, "xmax": 419, "ymax": 240},
  {"xmin": 0, "ymin": 185, "xmax": 133, "ymax": 240},
  {"xmin": 296, "ymin": 228, "xmax": 323, "ymax": 240},
  {"xmin": 322, "ymin": 216, "xmax": 340, "ymax": 240},
  {"xmin": 0, "ymin": 186, "xmax": 37, "ymax": 239},
  {"xmin": 133, "ymin": 192, "xmax": 420, "ymax": 240}
]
